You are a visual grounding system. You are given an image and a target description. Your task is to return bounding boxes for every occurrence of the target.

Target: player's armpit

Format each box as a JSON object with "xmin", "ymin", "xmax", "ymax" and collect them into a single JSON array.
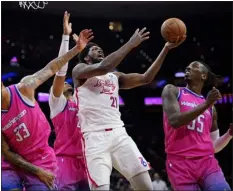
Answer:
[
  {"xmin": 114, "ymin": 72, "xmax": 149, "ymax": 89},
  {"xmin": 1, "ymin": 134, "xmax": 39, "ymax": 175},
  {"xmin": 72, "ymin": 63, "xmax": 108, "ymax": 81},
  {"xmin": 162, "ymin": 84, "xmax": 181, "ymax": 128}
]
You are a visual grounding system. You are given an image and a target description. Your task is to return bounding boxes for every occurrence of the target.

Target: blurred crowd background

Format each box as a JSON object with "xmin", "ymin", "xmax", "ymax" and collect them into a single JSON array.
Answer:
[{"xmin": 2, "ymin": 1, "xmax": 232, "ymax": 190}]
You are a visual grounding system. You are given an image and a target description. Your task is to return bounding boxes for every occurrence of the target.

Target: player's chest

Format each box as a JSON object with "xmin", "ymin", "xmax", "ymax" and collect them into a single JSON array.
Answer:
[{"xmin": 85, "ymin": 74, "xmax": 118, "ymax": 95}]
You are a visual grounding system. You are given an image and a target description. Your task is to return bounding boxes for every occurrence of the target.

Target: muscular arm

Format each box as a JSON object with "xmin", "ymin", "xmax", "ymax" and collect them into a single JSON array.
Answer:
[
  {"xmin": 162, "ymin": 84, "xmax": 211, "ymax": 128},
  {"xmin": 2, "ymin": 134, "xmax": 40, "ymax": 175},
  {"xmin": 52, "ymin": 35, "xmax": 69, "ymax": 98},
  {"xmin": 114, "ymin": 45, "xmax": 170, "ymax": 89},
  {"xmin": 19, "ymin": 45, "xmax": 80, "ymax": 100},
  {"xmin": 210, "ymin": 107, "xmax": 232, "ymax": 153},
  {"xmin": 72, "ymin": 41, "xmax": 134, "ymax": 82}
]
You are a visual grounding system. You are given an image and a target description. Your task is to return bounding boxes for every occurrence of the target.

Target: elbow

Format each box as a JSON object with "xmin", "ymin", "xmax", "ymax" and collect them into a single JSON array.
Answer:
[
  {"xmin": 168, "ymin": 114, "xmax": 181, "ymax": 128},
  {"xmin": 169, "ymin": 120, "xmax": 180, "ymax": 128},
  {"xmin": 142, "ymin": 75, "xmax": 153, "ymax": 84}
]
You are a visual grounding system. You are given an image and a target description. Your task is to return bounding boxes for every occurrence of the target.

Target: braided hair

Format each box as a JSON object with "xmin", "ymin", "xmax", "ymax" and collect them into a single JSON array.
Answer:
[{"xmin": 196, "ymin": 60, "xmax": 222, "ymax": 87}]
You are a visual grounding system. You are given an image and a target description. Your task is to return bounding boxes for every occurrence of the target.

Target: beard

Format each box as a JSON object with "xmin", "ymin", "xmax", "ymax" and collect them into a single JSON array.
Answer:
[{"xmin": 90, "ymin": 56, "xmax": 103, "ymax": 64}]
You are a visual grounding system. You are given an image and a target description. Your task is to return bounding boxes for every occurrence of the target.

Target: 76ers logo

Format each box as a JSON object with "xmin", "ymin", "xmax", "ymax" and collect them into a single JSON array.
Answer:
[
  {"xmin": 94, "ymin": 78, "xmax": 116, "ymax": 94},
  {"xmin": 139, "ymin": 157, "xmax": 147, "ymax": 167}
]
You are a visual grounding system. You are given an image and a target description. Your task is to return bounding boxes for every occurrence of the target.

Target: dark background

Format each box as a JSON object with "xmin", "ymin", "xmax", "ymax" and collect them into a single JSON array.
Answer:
[{"xmin": 2, "ymin": 1, "xmax": 232, "ymax": 189}]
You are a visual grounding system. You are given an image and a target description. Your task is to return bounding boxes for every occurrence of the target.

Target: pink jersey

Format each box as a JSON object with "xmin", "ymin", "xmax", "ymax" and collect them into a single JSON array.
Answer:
[
  {"xmin": 51, "ymin": 99, "xmax": 83, "ymax": 156},
  {"xmin": 1, "ymin": 85, "xmax": 56, "ymax": 171},
  {"xmin": 163, "ymin": 87, "xmax": 214, "ymax": 158}
]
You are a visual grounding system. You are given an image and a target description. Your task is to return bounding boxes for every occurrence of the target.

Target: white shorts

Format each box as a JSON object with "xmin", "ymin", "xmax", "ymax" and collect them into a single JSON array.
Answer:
[{"xmin": 82, "ymin": 128, "xmax": 150, "ymax": 187}]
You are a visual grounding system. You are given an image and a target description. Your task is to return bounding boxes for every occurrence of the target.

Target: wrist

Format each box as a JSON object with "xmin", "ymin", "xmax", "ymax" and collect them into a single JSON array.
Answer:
[
  {"xmin": 164, "ymin": 45, "xmax": 170, "ymax": 52},
  {"xmin": 62, "ymin": 35, "xmax": 70, "ymax": 40},
  {"xmin": 126, "ymin": 41, "xmax": 135, "ymax": 49}
]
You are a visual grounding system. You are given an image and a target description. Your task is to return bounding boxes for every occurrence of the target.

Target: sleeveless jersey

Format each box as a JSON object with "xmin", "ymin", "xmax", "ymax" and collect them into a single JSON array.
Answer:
[
  {"xmin": 75, "ymin": 73, "xmax": 124, "ymax": 133},
  {"xmin": 163, "ymin": 87, "xmax": 214, "ymax": 158},
  {"xmin": 51, "ymin": 99, "xmax": 83, "ymax": 157},
  {"xmin": 1, "ymin": 85, "xmax": 56, "ymax": 171}
]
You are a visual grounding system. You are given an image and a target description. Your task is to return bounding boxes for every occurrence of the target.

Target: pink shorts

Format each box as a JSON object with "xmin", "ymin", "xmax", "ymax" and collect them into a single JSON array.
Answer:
[
  {"xmin": 56, "ymin": 156, "xmax": 88, "ymax": 191},
  {"xmin": 166, "ymin": 155, "xmax": 230, "ymax": 190}
]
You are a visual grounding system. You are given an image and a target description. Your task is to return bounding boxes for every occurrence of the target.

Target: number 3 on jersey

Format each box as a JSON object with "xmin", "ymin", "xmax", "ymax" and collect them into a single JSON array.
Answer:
[
  {"xmin": 110, "ymin": 96, "xmax": 118, "ymax": 108},
  {"xmin": 14, "ymin": 123, "xmax": 30, "ymax": 142},
  {"xmin": 187, "ymin": 115, "xmax": 205, "ymax": 133}
]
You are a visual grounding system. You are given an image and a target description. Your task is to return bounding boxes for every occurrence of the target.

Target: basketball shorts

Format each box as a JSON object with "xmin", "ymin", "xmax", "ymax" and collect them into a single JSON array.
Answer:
[
  {"xmin": 82, "ymin": 128, "xmax": 150, "ymax": 188},
  {"xmin": 2, "ymin": 169, "xmax": 57, "ymax": 191},
  {"xmin": 166, "ymin": 155, "xmax": 231, "ymax": 190},
  {"xmin": 56, "ymin": 156, "xmax": 89, "ymax": 191}
]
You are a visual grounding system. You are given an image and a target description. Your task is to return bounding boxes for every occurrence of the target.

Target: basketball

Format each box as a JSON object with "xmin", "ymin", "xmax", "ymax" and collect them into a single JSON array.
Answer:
[{"xmin": 161, "ymin": 18, "xmax": 186, "ymax": 43}]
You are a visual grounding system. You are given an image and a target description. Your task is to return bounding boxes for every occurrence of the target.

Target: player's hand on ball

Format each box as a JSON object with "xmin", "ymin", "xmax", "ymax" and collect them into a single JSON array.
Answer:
[
  {"xmin": 63, "ymin": 11, "xmax": 72, "ymax": 35},
  {"xmin": 37, "ymin": 169, "xmax": 55, "ymax": 190},
  {"xmin": 73, "ymin": 29, "xmax": 94, "ymax": 51},
  {"xmin": 228, "ymin": 123, "xmax": 232, "ymax": 136},
  {"xmin": 128, "ymin": 27, "xmax": 150, "ymax": 48},
  {"xmin": 206, "ymin": 87, "xmax": 222, "ymax": 106},
  {"xmin": 165, "ymin": 35, "xmax": 186, "ymax": 50}
]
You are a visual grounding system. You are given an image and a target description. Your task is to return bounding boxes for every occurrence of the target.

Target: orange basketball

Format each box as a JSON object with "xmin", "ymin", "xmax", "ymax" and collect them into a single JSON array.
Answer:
[{"xmin": 161, "ymin": 18, "xmax": 187, "ymax": 43}]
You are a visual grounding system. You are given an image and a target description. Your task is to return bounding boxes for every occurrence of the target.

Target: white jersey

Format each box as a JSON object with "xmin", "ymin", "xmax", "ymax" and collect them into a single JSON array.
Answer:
[{"xmin": 75, "ymin": 73, "xmax": 124, "ymax": 133}]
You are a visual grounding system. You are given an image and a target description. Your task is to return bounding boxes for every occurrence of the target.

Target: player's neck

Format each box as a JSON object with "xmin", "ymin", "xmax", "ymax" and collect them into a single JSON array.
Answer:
[
  {"xmin": 66, "ymin": 95, "xmax": 73, "ymax": 100},
  {"xmin": 186, "ymin": 84, "xmax": 203, "ymax": 95}
]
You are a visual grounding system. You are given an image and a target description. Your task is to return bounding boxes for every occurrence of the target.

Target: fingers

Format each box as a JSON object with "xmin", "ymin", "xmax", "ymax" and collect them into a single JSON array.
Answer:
[
  {"xmin": 63, "ymin": 11, "xmax": 70, "ymax": 23},
  {"xmin": 135, "ymin": 28, "xmax": 140, "ymax": 34},
  {"xmin": 72, "ymin": 33, "xmax": 79, "ymax": 41},
  {"xmin": 139, "ymin": 27, "xmax": 147, "ymax": 35},
  {"xmin": 87, "ymin": 36, "xmax": 94, "ymax": 41}
]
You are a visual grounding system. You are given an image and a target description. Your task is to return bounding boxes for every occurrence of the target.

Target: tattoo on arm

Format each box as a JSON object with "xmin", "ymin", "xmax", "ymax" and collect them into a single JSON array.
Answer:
[
  {"xmin": 2, "ymin": 134, "xmax": 39, "ymax": 175},
  {"xmin": 21, "ymin": 46, "xmax": 79, "ymax": 90}
]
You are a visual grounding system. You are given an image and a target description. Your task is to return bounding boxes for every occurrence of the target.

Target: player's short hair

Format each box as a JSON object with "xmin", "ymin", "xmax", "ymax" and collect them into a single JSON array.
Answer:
[
  {"xmin": 78, "ymin": 42, "xmax": 98, "ymax": 63},
  {"xmin": 196, "ymin": 60, "xmax": 221, "ymax": 87}
]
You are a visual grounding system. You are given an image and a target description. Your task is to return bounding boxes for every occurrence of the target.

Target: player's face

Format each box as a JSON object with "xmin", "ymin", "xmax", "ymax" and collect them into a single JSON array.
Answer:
[
  {"xmin": 184, "ymin": 62, "xmax": 206, "ymax": 83},
  {"xmin": 88, "ymin": 46, "xmax": 104, "ymax": 64},
  {"xmin": 63, "ymin": 82, "xmax": 74, "ymax": 95}
]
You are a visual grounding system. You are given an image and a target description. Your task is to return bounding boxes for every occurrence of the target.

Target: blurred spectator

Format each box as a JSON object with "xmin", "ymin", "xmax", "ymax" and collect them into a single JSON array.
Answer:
[{"xmin": 152, "ymin": 172, "xmax": 168, "ymax": 190}]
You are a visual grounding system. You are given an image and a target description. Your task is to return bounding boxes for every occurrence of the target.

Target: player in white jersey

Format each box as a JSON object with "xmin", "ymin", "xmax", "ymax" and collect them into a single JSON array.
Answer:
[{"xmin": 72, "ymin": 29, "xmax": 186, "ymax": 190}]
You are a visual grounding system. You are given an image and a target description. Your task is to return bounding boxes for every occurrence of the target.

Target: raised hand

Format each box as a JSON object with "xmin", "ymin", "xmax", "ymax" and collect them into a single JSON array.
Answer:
[
  {"xmin": 73, "ymin": 29, "xmax": 94, "ymax": 51},
  {"xmin": 63, "ymin": 11, "xmax": 72, "ymax": 35},
  {"xmin": 128, "ymin": 27, "xmax": 150, "ymax": 48},
  {"xmin": 165, "ymin": 35, "xmax": 187, "ymax": 50},
  {"xmin": 206, "ymin": 87, "xmax": 222, "ymax": 106},
  {"xmin": 36, "ymin": 169, "xmax": 55, "ymax": 190}
]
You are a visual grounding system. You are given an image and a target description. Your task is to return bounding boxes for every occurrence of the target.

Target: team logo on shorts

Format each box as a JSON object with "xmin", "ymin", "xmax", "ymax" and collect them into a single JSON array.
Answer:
[{"xmin": 139, "ymin": 157, "xmax": 147, "ymax": 167}]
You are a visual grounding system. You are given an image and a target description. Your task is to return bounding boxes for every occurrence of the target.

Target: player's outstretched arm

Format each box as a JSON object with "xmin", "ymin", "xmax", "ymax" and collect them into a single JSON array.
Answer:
[
  {"xmin": 114, "ymin": 38, "xmax": 186, "ymax": 89},
  {"xmin": 72, "ymin": 28, "xmax": 150, "ymax": 81},
  {"xmin": 1, "ymin": 134, "xmax": 55, "ymax": 189},
  {"xmin": 162, "ymin": 85, "xmax": 220, "ymax": 128},
  {"xmin": 19, "ymin": 29, "xmax": 93, "ymax": 101},
  {"xmin": 210, "ymin": 107, "xmax": 232, "ymax": 153},
  {"xmin": 51, "ymin": 11, "xmax": 71, "ymax": 98}
]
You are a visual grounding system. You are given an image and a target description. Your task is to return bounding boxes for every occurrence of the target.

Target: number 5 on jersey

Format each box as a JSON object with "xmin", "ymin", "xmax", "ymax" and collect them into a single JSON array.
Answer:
[
  {"xmin": 187, "ymin": 115, "xmax": 205, "ymax": 133},
  {"xmin": 14, "ymin": 123, "xmax": 30, "ymax": 141}
]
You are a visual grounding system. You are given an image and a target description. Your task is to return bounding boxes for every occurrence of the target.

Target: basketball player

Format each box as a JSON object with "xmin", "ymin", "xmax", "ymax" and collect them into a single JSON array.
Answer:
[
  {"xmin": 72, "ymin": 29, "xmax": 185, "ymax": 190},
  {"xmin": 1, "ymin": 25, "xmax": 93, "ymax": 190},
  {"xmin": 162, "ymin": 61, "xmax": 232, "ymax": 190},
  {"xmin": 48, "ymin": 12, "xmax": 89, "ymax": 191}
]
